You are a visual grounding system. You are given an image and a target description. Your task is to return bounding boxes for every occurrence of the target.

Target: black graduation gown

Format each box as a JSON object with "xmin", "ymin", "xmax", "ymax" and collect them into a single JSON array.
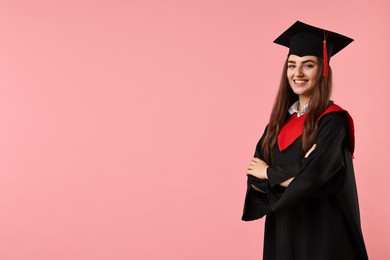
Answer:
[{"xmin": 242, "ymin": 111, "xmax": 368, "ymax": 260}]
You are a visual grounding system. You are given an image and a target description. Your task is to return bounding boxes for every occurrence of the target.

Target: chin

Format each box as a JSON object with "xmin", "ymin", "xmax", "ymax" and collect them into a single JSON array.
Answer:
[{"xmin": 291, "ymin": 89, "xmax": 306, "ymax": 96}]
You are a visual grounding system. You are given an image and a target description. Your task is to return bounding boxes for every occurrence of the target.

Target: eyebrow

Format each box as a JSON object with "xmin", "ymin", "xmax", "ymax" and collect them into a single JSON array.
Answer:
[{"xmin": 288, "ymin": 59, "xmax": 317, "ymax": 64}]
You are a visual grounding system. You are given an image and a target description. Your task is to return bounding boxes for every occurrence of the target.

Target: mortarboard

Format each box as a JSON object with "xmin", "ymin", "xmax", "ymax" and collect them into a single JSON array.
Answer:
[{"xmin": 273, "ymin": 21, "xmax": 354, "ymax": 77}]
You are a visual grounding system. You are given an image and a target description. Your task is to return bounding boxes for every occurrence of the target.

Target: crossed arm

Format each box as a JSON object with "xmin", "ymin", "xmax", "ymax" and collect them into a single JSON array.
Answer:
[{"xmin": 247, "ymin": 144, "xmax": 317, "ymax": 190}]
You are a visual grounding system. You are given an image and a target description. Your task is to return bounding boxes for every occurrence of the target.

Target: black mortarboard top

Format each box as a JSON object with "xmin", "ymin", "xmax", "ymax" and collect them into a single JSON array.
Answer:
[{"xmin": 273, "ymin": 21, "xmax": 354, "ymax": 76}]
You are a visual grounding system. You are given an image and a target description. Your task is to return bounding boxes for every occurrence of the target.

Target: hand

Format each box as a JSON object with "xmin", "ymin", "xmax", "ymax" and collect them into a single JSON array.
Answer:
[
  {"xmin": 246, "ymin": 157, "xmax": 269, "ymax": 179},
  {"xmin": 305, "ymin": 144, "xmax": 317, "ymax": 158}
]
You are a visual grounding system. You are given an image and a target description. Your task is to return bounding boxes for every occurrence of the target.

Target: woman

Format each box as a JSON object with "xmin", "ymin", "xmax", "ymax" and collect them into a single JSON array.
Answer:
[{"xmin": 242, "ymin": 21, "xmax": 368, "ymax": 260}]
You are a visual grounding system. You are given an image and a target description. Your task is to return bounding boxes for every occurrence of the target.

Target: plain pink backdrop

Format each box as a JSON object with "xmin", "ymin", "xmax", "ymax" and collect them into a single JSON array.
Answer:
[{"xmin": 0, "ymin": 0, "xmax": 388, "ymax": 259}]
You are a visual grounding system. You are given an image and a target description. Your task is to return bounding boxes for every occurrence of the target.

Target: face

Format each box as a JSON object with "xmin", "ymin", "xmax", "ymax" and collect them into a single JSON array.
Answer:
[{"xmin": 287, "ymin": 55, "xmax": 319, "ymax": 101}]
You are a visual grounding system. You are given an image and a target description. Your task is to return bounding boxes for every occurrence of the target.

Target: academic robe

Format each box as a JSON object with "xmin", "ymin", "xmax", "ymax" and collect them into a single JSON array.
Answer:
[{"xmin": 242, "ymin": 106, "xmax": 368, "ymax": 260}]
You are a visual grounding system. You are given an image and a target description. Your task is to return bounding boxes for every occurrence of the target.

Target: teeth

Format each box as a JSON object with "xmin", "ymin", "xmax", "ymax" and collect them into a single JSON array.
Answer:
[{"xmin": 295, "ymin": 80, "xmax": 306, "ymax": 84}]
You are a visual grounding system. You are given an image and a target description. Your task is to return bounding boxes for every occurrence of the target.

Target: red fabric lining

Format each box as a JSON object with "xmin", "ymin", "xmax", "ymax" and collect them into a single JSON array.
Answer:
[{"xmin": 277, "ymin": 104, "xmax": 355, "ymax": 155}]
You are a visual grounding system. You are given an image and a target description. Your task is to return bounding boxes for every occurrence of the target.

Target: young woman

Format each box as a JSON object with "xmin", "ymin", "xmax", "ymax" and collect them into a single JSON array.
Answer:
[{"xmin": 242, "ymin": 21, "xmax": 368, "ymax": 260}]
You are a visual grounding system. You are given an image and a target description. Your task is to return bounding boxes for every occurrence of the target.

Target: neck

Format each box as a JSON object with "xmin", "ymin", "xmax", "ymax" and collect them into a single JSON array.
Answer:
[{"xmin": 298, "ymin": 96, "xmax": 310, "ymax": 112}]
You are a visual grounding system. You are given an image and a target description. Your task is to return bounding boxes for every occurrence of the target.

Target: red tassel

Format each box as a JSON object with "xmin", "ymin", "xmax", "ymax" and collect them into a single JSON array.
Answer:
[{"xmin": 323, "ymin": 31, "xmax": 329, "ymax": 77}]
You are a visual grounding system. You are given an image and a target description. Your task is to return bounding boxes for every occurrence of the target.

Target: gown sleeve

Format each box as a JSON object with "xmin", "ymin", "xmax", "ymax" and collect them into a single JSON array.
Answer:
[
  {"xmin": 268, "ymin": 112, "xmax": 350, "ymax": 212},
  {"xmin": 242, "ymin": 125, "xmax": 273, "ymax": 221}
]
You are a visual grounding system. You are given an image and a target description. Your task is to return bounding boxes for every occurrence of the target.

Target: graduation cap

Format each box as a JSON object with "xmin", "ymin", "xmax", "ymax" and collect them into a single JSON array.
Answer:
[{"xmin": 273, "ymin": 21, "xmax": 354, "ymax": 77}]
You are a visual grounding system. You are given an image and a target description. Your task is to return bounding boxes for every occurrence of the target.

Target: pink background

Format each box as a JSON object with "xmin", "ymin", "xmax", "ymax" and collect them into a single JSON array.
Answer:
[{"xmin": 0, "ymin": 0, "xmax": 388, "ymax": 259}]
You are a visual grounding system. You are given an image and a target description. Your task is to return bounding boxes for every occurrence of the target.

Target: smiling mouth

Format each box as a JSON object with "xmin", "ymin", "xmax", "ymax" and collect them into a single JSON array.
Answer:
[{"xmin": 294, "ymin": 80, "xmax": 308, "ymax": 84}]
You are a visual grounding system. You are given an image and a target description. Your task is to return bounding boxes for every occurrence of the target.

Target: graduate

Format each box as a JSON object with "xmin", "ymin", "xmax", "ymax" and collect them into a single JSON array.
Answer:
[{"xmin": 242, "ymin": 21, "xmax": 368, "ymax": 259}]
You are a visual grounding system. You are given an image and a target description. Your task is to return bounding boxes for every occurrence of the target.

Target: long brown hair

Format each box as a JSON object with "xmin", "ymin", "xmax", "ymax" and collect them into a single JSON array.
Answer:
[{"xmin": 262, "ymin": 57, "xmax": 333, "ymax": 165}]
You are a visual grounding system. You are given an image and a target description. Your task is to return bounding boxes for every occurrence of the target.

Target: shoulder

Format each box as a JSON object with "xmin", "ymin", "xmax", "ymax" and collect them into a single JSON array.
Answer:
[
  {"xmin": 319, "ymin": 111, "xmax": 348, "ymax": 124},
  {"xmin": 317, "ymin": 103, "xmax": 355, "ymax": 141},
  {"xmin": 318, "ymin": 103, "xmax": 352, "ymax": 127},
  {"xmin": 316, "ymin": 105, "xmax": 356, "ymax": 153},
  {"xmin": 318, "ymin": 109, "xmax": 350, "ymax": 135}
]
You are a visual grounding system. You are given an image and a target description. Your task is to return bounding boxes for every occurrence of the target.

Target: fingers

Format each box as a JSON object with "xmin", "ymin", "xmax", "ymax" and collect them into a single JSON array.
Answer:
[
  {"xmin": 246, "ymin": 168, "xmax": 254, "ymax": 176},
  {"xmin": 248, "ymin": 162, "xmax": 258, "ymax": 169},
  {"xmin": 249, "ymin": 157, "xmax": 260, "ymax": 165},
  {"xmin": 304, "ymin": 144, "xmax": 317, "ymax": 158},
  {"xmin": 247, "ymin": 157, "xmax": 265, "ymax": 176},
  {"xmin": 304, "ymin": 144, "xmax": 315, "ymax": 158}
]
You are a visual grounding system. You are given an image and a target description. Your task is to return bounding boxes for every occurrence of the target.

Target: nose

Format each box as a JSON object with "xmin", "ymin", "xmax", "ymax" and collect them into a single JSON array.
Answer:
[{"xmin": 295, "ymin": 66, "xmax": 304, "ymax": 77}]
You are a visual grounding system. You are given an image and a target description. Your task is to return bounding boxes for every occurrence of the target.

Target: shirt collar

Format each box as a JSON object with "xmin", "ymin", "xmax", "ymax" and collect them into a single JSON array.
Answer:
[{"xmin": 288, "ymin": 101, "xmax": 309, "ymax": 117}]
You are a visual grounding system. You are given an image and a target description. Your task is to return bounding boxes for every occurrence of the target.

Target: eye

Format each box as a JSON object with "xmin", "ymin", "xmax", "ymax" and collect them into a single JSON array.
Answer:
[
  {"xmin": 288, "ymin": 64, "xmax": 296, "ymax": 69},
  {"xmin": 305, "ymin": 64, "xmax": 315, "ymax": 69}
]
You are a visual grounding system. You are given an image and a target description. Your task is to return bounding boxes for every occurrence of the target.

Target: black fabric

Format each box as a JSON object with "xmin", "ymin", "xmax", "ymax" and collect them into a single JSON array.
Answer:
[
  {"xmin": 242, "ymin": 112, "xmax": 368, "ymax": 260},
  {"xmin": 273, "ymin": 21, "xmax": 354, "ymax": 60}
]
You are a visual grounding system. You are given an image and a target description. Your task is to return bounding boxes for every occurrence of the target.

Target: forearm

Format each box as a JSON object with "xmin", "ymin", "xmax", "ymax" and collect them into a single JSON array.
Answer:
[
  {"xmin": 279, "ymin": 177, "xmax": 294, "ymax": 187},
  {"xmin": 251, "ymin": 184, "xmax": 266, "ymax": 193},
  {"xmin": 266, "ymin": 145, "xmax": 316, "ymax": 187}
]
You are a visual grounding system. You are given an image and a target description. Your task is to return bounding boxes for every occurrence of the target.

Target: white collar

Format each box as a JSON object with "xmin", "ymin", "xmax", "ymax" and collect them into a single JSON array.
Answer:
[{"xmin": 288, "ymin": 101, "xmax": 309, "ymax": 117}]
